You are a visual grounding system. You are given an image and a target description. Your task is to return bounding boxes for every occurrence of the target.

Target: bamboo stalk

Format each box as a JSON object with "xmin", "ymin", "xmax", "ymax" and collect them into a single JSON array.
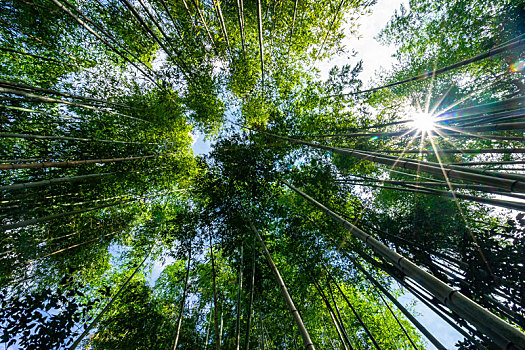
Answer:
[
  {"xmin": 282, "ymin": 180, "xmax": 525, "ymax": 350},
  {"xmin": 0, "ymin": 87, "xmax": 146, "ymax": 122},
  {"xmin": 248, "ymin": 220, "xmax": 315, "ymax": 349},
  {"xmin": 259, "ymin": 129, "xmax": 525, "ymax": 192},
  {"xmin": 235, "ymin": 245, "xmax": 244, "ymax": 350},
  {"xmin": 173, "ymin": 244, "xmax": 192, "ymax": 349},
  {"xmin": 326, "ymin": 276, "xmax": 381, "ymax": 350},
  {"xmin": 47, "ymin": 0, "xmax": 157, "ymax": 84},
  {"xmin": 344, "ymin": 36, "xmax": 525, "ymax": 95},
  {"xmin": 209, "ymin": 233, "xmax": 221, "ymax": 350},
  {"xmin": 0, "ymin": 132, "xmax": 159, "ymax": 145},
  {"xmin": 0, "ymin": 152, "xmax": 175, "ymax": 170},
  {"xmin": 312, "ymin": 280, "xmax": 350, "ymax": 350},
  {"xmin": 243, "ymin": 232, "xmax": 256, "ymax": 350},
  {"xmin": 1, "ymin": 190, "xmax": 176, "ymax": 231}
]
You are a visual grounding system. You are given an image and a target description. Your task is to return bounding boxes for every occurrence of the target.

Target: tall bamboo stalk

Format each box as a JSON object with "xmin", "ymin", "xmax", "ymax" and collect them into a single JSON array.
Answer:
[
  {"xmin": 257, "ymin": 129, "xmax": 525, "ymax": 192},
  {"xmin": 209, "ymin": 233, "xmax": 221, "ymax": 350},
  {"xmin": 243, "ymin": 232, "xmax": 256, "ymax": 350},
  {"xmin": 0, "ymin": 152, "xmax": 174, "ymax": 170},
  {"xmin": 235, "ymin": 245, "xmax": 244, "ymax": 350},
  {"xmin": 347, "ymin": 258, "xmax": 443, "ymax": 349},
  {"xmin": 345, "ymin": 36, "xmax": 525, "ymax": 95},
  {"xmin": 248, "ymin": 220, "xmax": 315, "ymax": 349},
  {"xmin": 312, "ymin": 280, "xmax": 351, "ymax": 350},
  {"xmin": 282, "ymin": 180, "xmax": 525, "ymax": 350},
  {"xmin": 173, "ymin": 244, "xmax": 192, "ymax": 349}
]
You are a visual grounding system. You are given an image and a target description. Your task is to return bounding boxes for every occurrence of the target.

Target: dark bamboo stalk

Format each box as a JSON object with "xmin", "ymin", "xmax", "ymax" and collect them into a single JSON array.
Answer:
[
  {"xmin": 48, "ymin": 0, "xmax": 158, "ymax": 83},
  {"xmin": 235, "ymin": 245, "xmax": 244, "ymax": 350},
  {"xmin": 326, "ymin": 276, "xmax": 381, "ymax": 350},
  {"xmin": 0, "ymin": 132, "xmax": 158, "ymax": 145},
  {"xmin": 282, "ymin": 180, "xmax": 525, "ymax": 350},
  {"xmin": 258, "ymin": 129, "xmax": 525, "ymax": 192},
  {"xmin": 0, "ymin": 87, "xmax": 146, "ymax": 122},
  {"xmin": 343, "ymin": 36, "xmax": 525, "ymax": 95},
  {"xmin": 256, "ymin": 0, "xmax": 264, "ymax": 88},
  {"xmin": 377, "ymin": 148, "xmax": 525, "ymax": 154},
  {"xmin": 209, "ymin": 233, "xmax": 221, "ymax": 350},
  {"xmin": 243, "ymin": 232, "xmax": 256, "ymax": 350},
  {"xmin": 0, "ymin": 152, "xmax": 175, "ymax": 170},
  {"xmin": 1, "ymin": 190, "xmax": 176, "ymax": 231},
  {"xmin": 312, "ymin": 280, "xmax": 351, "ymax": 350}
]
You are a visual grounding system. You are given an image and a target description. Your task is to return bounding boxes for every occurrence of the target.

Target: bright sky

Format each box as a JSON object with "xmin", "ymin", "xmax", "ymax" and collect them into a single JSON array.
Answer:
[{"xmin": 317, "ymin": 0, "xmax": 408, "ymax": 85}]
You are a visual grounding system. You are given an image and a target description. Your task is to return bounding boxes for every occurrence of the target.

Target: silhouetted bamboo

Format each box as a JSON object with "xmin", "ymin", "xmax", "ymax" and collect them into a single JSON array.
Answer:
[
  {"xmin": 189, "ymin": 0, "xmax": 219, "ymax": 54},
  {"xmin": 343, "ymin": 181, "xmax": 525, "ymax": 211},
  {"xmin": 1, "ymin": 190, "xmax": 177, "ymax": 231},
  {"xmin": 0, "ymin": 166, "xmax": 168, "ymax": 191},
  {"xmin": 344, "ymin": 35, "xmax": 525, "ymax": 95},
  {"xmin": 209, "ymin": 233, "xmax": 221, "ymax": 350},
  {"xmin": 0, "ymin": 48, "xmax": 80, "ymax": 67},
  {"xmin": 377, "ymin": 148, "xmax": 525, "ymax": 154},
  {"xmin": 0, "ymin": 152, "xmax": 174, "ymax": 170},
  {"xmin": 244, "ymin": 233, "xmax": 256, "ymax": 350},
  {"xmin": 0, "ymin": 87, "xmax": 146, "ymax": 122},
  {"xmin": 256, "ymin": 0, "xmax": 264, "ymax": 88},
  {"xmin": 312, "ymin": 280, "xmax": 351, "ymax": 350},
  {"xmin": 48, "ymin": 0, "xmax": 158, "ymax": 83},
  {"xmin": 326, "ymin": 275, "xmax": 381, "ymax": 350},
  {"xmin": 0, "ymin": 132, "xmax": 158, "ymax": 145},
  {"xmin": 282, "ymin": 180, "xmax": 525, "ymax": 349},
  {"xmin": 213, "ymin": 0, "xmax": 230, "ymax": 52},
  {"xmin": 289, "ymin": 0, "xmax": 299, "ymax": 49},
  {"xmin": 398, "ymin": 275, "xmax": 488, "ymax": 349},
  {"xmin": 258, "ymin": 129, "xmax": 525, "ymax": 192},
  {"xmin": 0, "ymin": 79, "xmax": 130, "ymax": 108},
  {"xmin": 235, "ymin": 0, "xmax": 246, "ymax": 56},
  {"xmin": 235, "ymin": 245, "xmax": 243, "ymax": 350},
  {"xmin": 314, "ymin": 0, "xmax": 345, "ymax": 63}
]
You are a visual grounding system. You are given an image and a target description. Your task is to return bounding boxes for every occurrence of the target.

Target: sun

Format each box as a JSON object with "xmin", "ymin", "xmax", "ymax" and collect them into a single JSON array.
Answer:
[{"xmin": 410, "ymin": 112, "xmax": 435, "ymax": 132}]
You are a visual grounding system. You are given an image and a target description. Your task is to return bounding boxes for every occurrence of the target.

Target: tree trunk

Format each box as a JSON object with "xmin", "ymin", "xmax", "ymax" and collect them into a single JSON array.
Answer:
[
  {"xmin": 209, "ymin": 233, "xmax": 221, "ymax": 350},
  {"xmin": 243, "ymin": 233, "xmax": 256, "ymax": 350},
  {"xmin": 235, "ymin": 245, "xmax": 244, "ymax": 350},
  {"xmin": 249, "ymin": 220, "xmax": 315, "ymax": 349},
  {"xmin": 283, "ymin": 180, "xmax": 525, "ymax": 349},
  {"xmin": 173, "ymin": 245, "xmax": 192, "ymax": 349}
]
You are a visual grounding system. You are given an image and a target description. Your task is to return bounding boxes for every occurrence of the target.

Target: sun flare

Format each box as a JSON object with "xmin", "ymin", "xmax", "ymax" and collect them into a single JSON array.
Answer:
[{"xmin": 410, "ymin": 112, "xmax": 436, "ymax": 132}]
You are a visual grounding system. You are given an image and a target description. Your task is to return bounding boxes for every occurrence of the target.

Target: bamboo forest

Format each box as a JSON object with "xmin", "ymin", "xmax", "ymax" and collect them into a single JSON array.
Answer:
[{"xmin": 2, "ymin": 0, "xmax": 525, "ymax": 348}]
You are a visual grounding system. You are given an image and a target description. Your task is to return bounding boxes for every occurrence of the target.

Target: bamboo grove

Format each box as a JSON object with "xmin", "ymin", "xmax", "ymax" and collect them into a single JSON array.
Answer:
[{"xmin": 1, "ymin": 0, "xmax": 524, "ymax": 349}]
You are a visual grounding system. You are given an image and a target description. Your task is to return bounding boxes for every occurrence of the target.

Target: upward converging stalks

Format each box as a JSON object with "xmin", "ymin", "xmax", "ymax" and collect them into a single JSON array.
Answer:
[
  {"xmin": 3, "ymin": 1, "xmax": 525, "ymax": 348},
  {"xmin": 282, "ymin": 180, "xmax": 525, "ymax": 350}
]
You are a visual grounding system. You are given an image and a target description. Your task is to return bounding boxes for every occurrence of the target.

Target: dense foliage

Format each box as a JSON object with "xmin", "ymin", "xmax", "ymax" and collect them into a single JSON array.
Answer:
[{"xmin": 1, "ymin": 0, "xmax": 524, "ymax": 349}]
